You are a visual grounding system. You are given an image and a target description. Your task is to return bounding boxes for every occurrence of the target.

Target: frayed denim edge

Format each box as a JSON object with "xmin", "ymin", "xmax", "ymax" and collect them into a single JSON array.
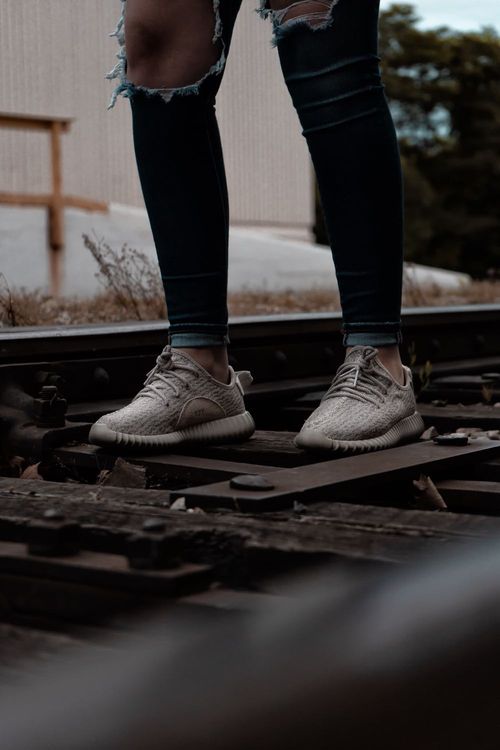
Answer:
[
  {"xmin": 105, "ymin": 0, "xmax": 226, "ymax": 110},
  {"xmin": 256, "ymin": 0, "xmax": 342, "ymax": 48},
  {"xmin": 341, "ymin": 321, "xmax": 403, "ymax": 347}
]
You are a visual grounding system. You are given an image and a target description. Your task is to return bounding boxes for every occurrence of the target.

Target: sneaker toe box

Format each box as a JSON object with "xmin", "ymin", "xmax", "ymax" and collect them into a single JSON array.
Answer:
[
  {"xmin": 300, "ymin": 396, "xmax": 414, "ymax": 442},
  {"xmin": 93, "ymin": 401, "xmax": 171, "ymax": 436}
]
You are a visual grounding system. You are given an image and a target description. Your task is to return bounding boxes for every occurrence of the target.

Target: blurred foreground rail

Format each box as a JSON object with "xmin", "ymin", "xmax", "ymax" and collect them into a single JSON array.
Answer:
[{"xmin": 1, "ymin": 305, "xmax": 500, "ymax": 679}]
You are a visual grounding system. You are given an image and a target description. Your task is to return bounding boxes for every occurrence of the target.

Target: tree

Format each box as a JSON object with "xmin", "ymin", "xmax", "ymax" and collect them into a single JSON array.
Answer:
[{"xmin": 315, "ymin": 4, "xmax": 500, "ymax": 277}]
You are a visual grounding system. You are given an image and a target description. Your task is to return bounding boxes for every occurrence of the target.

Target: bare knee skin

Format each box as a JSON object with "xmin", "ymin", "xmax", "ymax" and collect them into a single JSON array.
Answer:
[
  {"xmin": 124, "ymin": 0, "xmax": 222, "ymax": 89},
  {"xmin": 268, "ymin": 0, "xmax": 334, "ymax": 25}
]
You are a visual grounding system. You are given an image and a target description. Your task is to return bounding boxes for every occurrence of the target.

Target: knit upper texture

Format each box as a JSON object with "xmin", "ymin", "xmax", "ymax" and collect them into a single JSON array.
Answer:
[
  {"xmin": 96, "ymin": 345, "xmax": 246, "ymax": 436},
  {"xmin": 300, "ymin": 346, "xmax": 418, "ymax": 441}
]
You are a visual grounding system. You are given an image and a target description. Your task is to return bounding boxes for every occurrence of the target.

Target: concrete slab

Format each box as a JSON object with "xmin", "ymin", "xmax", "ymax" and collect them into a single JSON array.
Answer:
[{"xmin": 0, "ymin": 204, "xmax": 471, "ymax": 297}]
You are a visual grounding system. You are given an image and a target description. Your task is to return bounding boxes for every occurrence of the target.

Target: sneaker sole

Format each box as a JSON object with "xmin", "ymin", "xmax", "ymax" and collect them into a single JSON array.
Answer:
[
  {"xmin": 294, "ymin": 411, "xmax": 425, "ymax": 454},
  {"xmin": 88, "ymin": 411, "xmax": 256, "ymax": 451}
]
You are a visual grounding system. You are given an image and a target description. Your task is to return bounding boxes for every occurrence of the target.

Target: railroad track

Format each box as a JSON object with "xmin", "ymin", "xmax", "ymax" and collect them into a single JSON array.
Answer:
[{"xmin": 1, "ymin": 304, "xmax": 500, "ymax": 670}]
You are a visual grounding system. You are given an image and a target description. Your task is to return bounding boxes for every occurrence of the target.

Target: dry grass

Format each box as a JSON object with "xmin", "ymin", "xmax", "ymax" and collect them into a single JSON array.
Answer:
[
  {"xmin": 230, "ymin": 280, "xmax": 500, "ymax": 316},
  {"xmin": 0, "ymin": 285, "xmax": 157, "ymax": 326},
  {"xmin": 228, "ymin": 287, "xmax": 341, "ymax": 316},
  {"xmin": 82, "ymin": 233, "xmax": 166, "ymax": 320},
  {"xmin": 402, "ymin": 265, "xmax": 500, "ymax": 307},
  {"xmin": 1, "ymin": 237, "xmax": 499, "ymax": 327},
  {"xmin": 0, "ymin": 236, "xmax": 167, "ymax": 326},
  {"xmin": 2, "ymin": 280, "xmax": 499, "ymax": 327}
]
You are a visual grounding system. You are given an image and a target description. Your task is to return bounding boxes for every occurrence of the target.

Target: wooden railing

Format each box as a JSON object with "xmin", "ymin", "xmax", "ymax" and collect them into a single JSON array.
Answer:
[{"xmin": 0, "ymin": 112, "xmax": 108, "ymax": 295}]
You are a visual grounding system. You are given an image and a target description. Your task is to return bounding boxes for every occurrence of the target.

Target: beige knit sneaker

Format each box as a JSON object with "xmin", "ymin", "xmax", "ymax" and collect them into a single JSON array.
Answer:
[
  {"xmin": 295, "ymin": 345, "xmax": 424, "ymax": 454},
  {"xmin": 88, "ymin": 345, "xmax": 255, "ymax": 450}
]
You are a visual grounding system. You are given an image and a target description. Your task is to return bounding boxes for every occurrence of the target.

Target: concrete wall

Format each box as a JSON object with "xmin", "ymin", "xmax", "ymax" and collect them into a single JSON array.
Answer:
[{"xmin": 0, "ymin": 0, "xmax": 314, "ymax": 231}]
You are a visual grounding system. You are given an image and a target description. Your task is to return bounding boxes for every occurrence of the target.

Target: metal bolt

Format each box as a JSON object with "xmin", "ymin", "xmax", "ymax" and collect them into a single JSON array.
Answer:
[
  {"xmin": 93, "ymin": 366, "xmax": 110, "ymax": 387},
  {"xmin": 33, "ymin": 385, "xmax": 67, "ymax": 428},
  {"xmin": 274, "ymin": 350, "xmax": 288, "ymax": 368},
  {"xmin": 35, "ymin": 371, "xmax": 64, "ymax": 389},
  {"xmin": 27, "ymin": 514, "xmax": 80, "ymax": 557},
  {"xmin": 230, "ymin": 474, "xmax": 275, "ymax": 491},
  {"xmin": 40, "ymin": 385, "xmax": 58, "ymax": 400},
  {"xmin": 43, "ymin": 508, "xmax": 65, "ymax": 521},
  {"xmin": 142, "ymin": 518, "xmax": 167, "ymax": 533},
  {"xmin": 433, "ymin": 434, "xmax": 469, "ymax": 446},
  {"xmin": 126, "ymin": 532, "xmax": 180, "ymax": 570}
]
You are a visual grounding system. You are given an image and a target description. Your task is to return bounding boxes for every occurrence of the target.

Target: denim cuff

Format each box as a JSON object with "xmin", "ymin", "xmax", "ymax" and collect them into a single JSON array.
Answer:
[
  {"xmin": 341, "ymin": 321, "xmax": 403, "ymax": 347},
  {"xmin": 343, "ymin": 331, "xmax": 402, "ymax": 347},
  {"xmin": 168, "ymin": 331, "xmax": 230, "ymax": 347}
]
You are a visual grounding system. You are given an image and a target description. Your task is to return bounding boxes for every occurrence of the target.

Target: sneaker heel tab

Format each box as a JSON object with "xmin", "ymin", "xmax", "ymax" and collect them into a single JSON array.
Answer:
[{"xmin": 236, "ymin": 370, "xmax": 253, "ymax": 395}]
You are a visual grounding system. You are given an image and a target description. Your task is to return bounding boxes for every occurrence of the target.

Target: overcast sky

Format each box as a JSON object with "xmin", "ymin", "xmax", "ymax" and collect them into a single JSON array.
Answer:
[{"xmin": 380, "ymin": 0, "xmax": 500, "ymax": 32}]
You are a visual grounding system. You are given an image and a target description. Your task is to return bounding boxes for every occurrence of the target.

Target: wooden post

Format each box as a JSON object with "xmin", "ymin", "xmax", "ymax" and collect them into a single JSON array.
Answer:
[
  {"xmin": 49, "ymin": 121, "xmax": 64, "ymax": 250},
  {"xmin": 49, "ymin": 120, "xmax": 64, "ymax": 296},
  {"xmin": 0, "ymin": 111, "xmax": 108, "ymax": 299}
]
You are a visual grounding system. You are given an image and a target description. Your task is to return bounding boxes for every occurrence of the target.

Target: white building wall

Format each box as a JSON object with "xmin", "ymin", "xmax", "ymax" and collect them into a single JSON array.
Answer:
[{"xmin": 0, "ymin": 0, "xmax": 314, "ymax": 232}]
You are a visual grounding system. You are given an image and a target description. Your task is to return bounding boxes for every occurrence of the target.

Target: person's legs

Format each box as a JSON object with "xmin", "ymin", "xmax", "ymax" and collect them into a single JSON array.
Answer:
[
  {"xmin": 90, "ymin": 1, "xmax": 258, "ymax": 451},
  {"xmin": 258, "ymin": 0, "xmax": 423, "ymax": 451},
  {"xmin": 262, "ymin": 0, "xmax": 405, "ymax": 383},
  {"xmin": 107, "ymin": 0, "xmax": 243, "ymax": 384}
]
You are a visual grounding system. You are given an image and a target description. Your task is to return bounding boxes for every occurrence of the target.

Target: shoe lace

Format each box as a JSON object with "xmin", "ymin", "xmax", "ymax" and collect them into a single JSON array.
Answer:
[
  {"xmin": 133, "ymin": 347, "xmax": 200, "ymax": 406},
  {"xmin": 321, "ymin": 348, "xmax": 392, "ymax": 406}
]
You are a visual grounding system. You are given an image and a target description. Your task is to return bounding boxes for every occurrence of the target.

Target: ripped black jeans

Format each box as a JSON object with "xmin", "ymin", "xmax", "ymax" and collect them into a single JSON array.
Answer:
[{"xmin": 106, "ymin": 0, "xmax": 404, "ymax": 348}]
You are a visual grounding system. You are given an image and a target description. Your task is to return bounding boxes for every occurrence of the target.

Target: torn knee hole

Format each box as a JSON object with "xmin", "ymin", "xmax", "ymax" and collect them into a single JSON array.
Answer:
[
  {"xmin": 265, "ymin": 0, "xmax": 339, "ymax": 44},
  {"xmin": 126, "ymin": 28, "xmax": 222, "ymax": 90},
  {"xmin": 272, "ymin": 0, "xmax": 334, "ymax": 25},
  {"xmin": 114, "ymin": 0, "xmax": 225, "ymax": 104},
  {"xmin": 126, "ymin": 38, "xmax": 223, "ymax": 91}
]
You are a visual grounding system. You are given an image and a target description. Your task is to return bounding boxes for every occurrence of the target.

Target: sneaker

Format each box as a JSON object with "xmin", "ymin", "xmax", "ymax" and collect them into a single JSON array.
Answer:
[
  {"xmin": 88, "ymin": 345, "xmax": 255, "ymax": 450},
  {"xmin": 294, "ymin": 345, "xmax": 425, "ymax": 453}
]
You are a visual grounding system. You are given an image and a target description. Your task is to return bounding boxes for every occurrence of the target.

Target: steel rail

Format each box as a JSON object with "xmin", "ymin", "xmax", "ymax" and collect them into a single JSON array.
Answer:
[
  {"xmin": 1, "ymin": 304, "xmax": 500, "ymax": 365},
  {"xmin": 1, "ymin": 304, "xmax": 499, "ymax": 468}
]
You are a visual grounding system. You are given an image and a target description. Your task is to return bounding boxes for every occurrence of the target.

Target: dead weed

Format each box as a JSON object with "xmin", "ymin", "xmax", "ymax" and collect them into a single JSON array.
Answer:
[{"xmin": 1, "ymin": 236, "xmax": 499, "ymax": 326}]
